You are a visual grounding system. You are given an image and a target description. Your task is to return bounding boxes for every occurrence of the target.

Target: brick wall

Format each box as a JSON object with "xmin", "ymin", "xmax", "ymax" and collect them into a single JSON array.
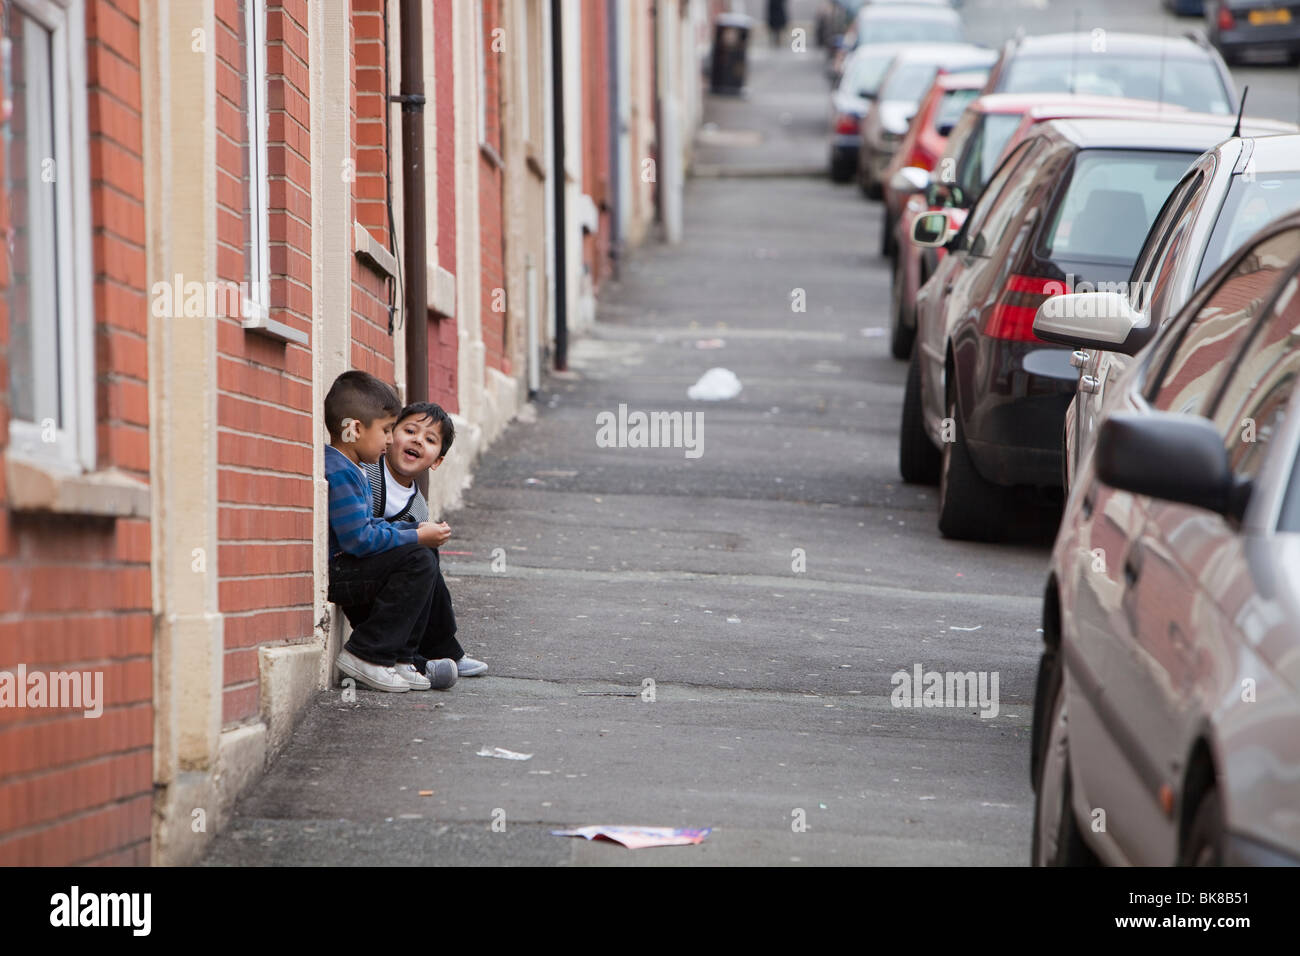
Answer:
[
  {"xmin": 582, "ymin": 0, "xmax": 612, "ymax": 290},
  {"xmin": 0, "ymin": 0, "xmax": 153, "ymax": 866},
  {"xmin": 214, "ymin": 0, "xmax": 315, "ymax": 727},
  {"xmin": 429, "ymin": 0, "xmax": 457, "ymax": 412}
]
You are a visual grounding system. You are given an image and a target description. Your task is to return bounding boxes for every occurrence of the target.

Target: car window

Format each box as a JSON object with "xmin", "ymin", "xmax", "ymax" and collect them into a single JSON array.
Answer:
[
  {"xmin": 859, "ymin": 14, "xmax": 962, "ymax": 45},
  {"xmin": 882, "ymin": 62, "xmax": 939, "ymax": 104},
  {"xmin": 1000, "ymin": 53, "xmax": 1230, "ymax": 114},
  {"xmin": 1146, "ymin": 174, "xmax": 1211, "ymax": 320},
  {"xmin": 844, "ymin": 49, "xmax": 897, "ymax": 97},
  {"xmin": 1037, "ymin": 149, "xmax": 1194, "ymax": 267},
  {"xmin": 956, "ymin": 139, "xmax": 1036, "ymax": 254},
  {"xmin": 954, "ymin": 113, "xmax": 1022, "ymax": 203},
  {"xmin": 1198, "ymin": 171, "xmax": 1300, "ymax": 288},
  {"xmin": 971, "ymin": 140, "xmax": 1063, "ymax": 258},
  {"xmin": 934, "ymin": 87, "xmax": 978, "ymax": 132},
  {"xmin": 1129, "ymin": 170, "xmax": 1204, "ymax": 312},
  {"xmin": 1211, "ymin": 270, "xmax": 1300, "ymax": 483},
  {"xmin": 1149, "ymin": 228, "xmax": 1300, "ymax": 415}
]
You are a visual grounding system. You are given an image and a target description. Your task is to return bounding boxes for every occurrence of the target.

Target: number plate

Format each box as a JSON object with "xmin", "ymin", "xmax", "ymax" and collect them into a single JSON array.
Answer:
[{"xmin": 1248, "ymin": 8, "xmax": 1292, "ymax": 24}]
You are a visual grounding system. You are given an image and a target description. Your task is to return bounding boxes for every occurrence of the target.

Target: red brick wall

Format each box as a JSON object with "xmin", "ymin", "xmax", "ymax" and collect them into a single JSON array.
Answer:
[
  {"xmin": 479, "ymin": 0, "xmax": 507, "ymax": 375},
  {"xmin": 0, "ymin": 0, "xmax": 153, "ymax": 866},
  {"xmin": 429, "ymin": 0, "xmax": 458, "ymax": 412},
  {"xmin": 582, "ymin": 0, "xmax": 612, "ymax": 290},
  {"xmin": 215, "ymin": 0, "xmax": 315, "ymax": 727}
]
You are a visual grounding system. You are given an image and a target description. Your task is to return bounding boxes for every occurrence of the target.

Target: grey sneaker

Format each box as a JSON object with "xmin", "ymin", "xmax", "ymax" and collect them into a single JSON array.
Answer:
[
  {"xmin": 336, "ymin": 649, "xmax": 410, "ymax": 693},
  {"xmin": 424, "ymin": 658, "xmax": 459, "ymax": 690},
  {"xmin": 456, "ymin": 655, "xmax": 488, "ymax": 677},
  {"xmin": 396, "ymin": 662, "xmax": 432, "ymax": 690}
]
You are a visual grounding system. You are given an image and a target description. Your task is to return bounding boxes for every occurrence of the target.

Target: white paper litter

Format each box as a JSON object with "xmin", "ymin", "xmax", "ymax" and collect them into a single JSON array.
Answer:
[
  {"xmin": 687, "ymin": 367, "xmax": 742, "ymax": 401},
  {"xmin": 476, "ymin": 746, "xmax": 533, "ymax": 761}
]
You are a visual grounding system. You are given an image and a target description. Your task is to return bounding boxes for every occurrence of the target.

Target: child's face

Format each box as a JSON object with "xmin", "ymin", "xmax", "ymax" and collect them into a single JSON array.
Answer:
[
  {"xmin": 388, "ymin": 414, "xmax": 444, "ymax": 478},
  {"xmin": 354, "ymin": 415, "xmax": 396, "ymax": 464}
]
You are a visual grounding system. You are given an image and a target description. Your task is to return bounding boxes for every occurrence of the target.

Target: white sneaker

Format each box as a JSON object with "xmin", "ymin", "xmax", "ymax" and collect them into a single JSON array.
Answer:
[
  {"xmin": 456, "ymin": 655, "xmax": 488, "ymax": 677},
  {"xmin": 336, "ymin": 648, "xmax": 410, "ymax": 693},
  {"xmin": 396, "ymin": 662, "xmax": 432, "ymax": 690},
  {"xmin": 424, "ymin": 658, "xmax": 459, "ymax": 690}
]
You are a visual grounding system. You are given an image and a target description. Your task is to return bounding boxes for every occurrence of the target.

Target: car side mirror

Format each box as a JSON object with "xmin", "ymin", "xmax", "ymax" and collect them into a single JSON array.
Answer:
[
  {"xmin": 890, "ymin": 166, "xmax": 931, "ymax": 195},
  {"xmin": 911, "ymin": 210, "xmax": 954, "ymax": 248},
  {"xmin": 1096, "ymin": 412, "xmax": 1249, "ymax": 520},
  {"xmin": 1032, "ymin": 291, "xmax": 1151, "ymax": 356},
  {"xmin": 924, "ymin": 181, "xmax": 964, "ymax": 208}
]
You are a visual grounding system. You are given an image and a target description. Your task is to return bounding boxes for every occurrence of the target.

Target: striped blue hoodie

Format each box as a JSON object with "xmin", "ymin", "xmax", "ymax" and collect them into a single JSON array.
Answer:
[{"xmin": 326, "ymin": 445, "xmax": 419, "ymax": 558}]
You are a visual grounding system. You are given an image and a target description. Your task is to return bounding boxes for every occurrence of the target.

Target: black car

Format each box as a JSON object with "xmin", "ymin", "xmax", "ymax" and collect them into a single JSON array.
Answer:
[
  {"xmin": 1206, "ymin": 0, "xmax": 1300, "ymax": 64},
  {"xmin": 899, "ymin": 115, "xmax": 1239, "ymax": 541}
]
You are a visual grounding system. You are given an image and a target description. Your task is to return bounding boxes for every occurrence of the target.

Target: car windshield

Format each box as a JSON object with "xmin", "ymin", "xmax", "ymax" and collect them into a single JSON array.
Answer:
[
  {"xmin": 1039, "ymin": 149, "xmax": 1195, "ymax": 266},
  {"xmin": 882, "ymin": 62, "xmax": 940, "ymax": 104},
  {"xmin": 1002, "ymin": 54, "xmax": 1231, "ymax": 114},
  {"xmin": 845, "ymin": 51, "xmax": 897, "ymax": 97},
  {"xmin": 935, "ymin": 88, "xmax": 979, "ymax": 131},
  {"xmin": 859, "ymin": 16, "xmax": 962, "ymax": 45},
  {"xmin": 1198, "ymin": 172, "xmax": 1300, "ymax": 286}
]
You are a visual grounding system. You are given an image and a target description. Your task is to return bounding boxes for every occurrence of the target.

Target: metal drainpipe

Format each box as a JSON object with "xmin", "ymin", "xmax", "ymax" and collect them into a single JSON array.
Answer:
[
  {"xmin": 551, "ymin": 0, "xmax": 568, "ymax": 371},
  {"xmin": 396, "ymin": 0, "xmax": 429, "ymax": 494},
  {"xmin": 606, "ymin": 0, "xmax": 621, "ymax": 278}
]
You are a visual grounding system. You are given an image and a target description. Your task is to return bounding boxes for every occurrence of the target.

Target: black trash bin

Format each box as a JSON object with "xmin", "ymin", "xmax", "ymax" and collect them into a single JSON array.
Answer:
[{"xmin": 710, "ymin": 13, "xmax": 752, "ymax": 95}]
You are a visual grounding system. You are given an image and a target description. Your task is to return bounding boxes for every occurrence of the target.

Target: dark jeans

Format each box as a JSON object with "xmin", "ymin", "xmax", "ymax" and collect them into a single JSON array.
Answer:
[
  {"xmin": 411, "ymin": 549, "xmax": 464, "ymax": 671},
  {"xmin": 329, "ymin": 542, "xmax": 436, "ymax": 666}
]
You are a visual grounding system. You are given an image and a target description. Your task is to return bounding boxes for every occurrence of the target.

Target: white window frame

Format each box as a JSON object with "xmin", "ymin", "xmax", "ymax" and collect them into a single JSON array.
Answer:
[
  {"xmin": 476, "ymin": 2, "xmax": 487, "ymax": 146},
  {"xmin": 241, "ymin": 0, "xmax": 271, "ymax": 329},
  {"xmin": 518, "ymin": 3, "xmax": 530, "ymax": 144},
  {"xmin": 6, "ymin": 0, "xmax": 94, "ymax": 473}
]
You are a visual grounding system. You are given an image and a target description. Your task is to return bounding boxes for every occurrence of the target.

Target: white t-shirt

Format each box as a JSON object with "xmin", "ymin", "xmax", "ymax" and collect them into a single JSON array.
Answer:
[{"xmin": 382, "ymin": 458, "xmax": 419, "ymax": 520}]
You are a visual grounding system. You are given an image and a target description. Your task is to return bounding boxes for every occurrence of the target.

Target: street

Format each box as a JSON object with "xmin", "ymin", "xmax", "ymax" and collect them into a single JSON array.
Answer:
[{"xmin": 202, "ymin": 2, "xmax": 1300, "ymax": 867}]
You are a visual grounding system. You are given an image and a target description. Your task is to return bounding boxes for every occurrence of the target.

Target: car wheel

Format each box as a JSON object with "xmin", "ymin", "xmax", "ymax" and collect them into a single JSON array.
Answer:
[
  {"xmin": 1181, "ymin": 790, "xmax": 1224, "ymax": 866},
  {"xmin": 899, "ymin": 347, "xmax": 940, "ymax": 484},
  {"xmin": 830, "ymin": 152, "xmax": 854, "ymax": 183},
  {"xmin": 889, "ymin": 255, "xmax": 914, "ymax": 360},
  {"xmin": 937, "ymin": 390, "xmax": 1009, "ymax": 541},
  {"xmin": 880, "ymin": 210, "xmax": 897, "ymax": 259},
  {"xmin": 1031, "ymin": 661, "xmax": 1098, "ymax": 866}
]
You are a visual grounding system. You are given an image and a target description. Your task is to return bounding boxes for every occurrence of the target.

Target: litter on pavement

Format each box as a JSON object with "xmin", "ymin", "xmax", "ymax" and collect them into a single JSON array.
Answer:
[
  {"xmin": 476, "ymin": 747, "xmax": 533, "ymax": 761},
  {"xmin": 551, "ymin": 825, "xmax": 712, "ymax": 849},
  {"xmin": 687, "ymin": 367, "xmax": 742, "ymax": 401}
]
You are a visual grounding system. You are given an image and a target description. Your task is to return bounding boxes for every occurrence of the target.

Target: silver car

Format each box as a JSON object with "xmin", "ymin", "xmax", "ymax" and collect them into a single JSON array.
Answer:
[
  {"xmin": 1040, "ymin": 126, "xmax": 1299, "ymax": 491},
  {"xmin": 1031, "ymin": 211, "xmax": 1300, "ymax": 865}
]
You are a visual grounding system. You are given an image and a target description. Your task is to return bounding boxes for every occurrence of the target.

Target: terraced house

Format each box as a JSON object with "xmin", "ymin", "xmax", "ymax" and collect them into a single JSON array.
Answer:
[{"xmin": 0, "ymin": 0, "xmax": 706, "ymax": 865}]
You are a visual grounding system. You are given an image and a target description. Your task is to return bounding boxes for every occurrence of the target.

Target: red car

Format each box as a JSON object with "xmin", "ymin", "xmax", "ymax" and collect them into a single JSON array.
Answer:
[
  {"xmin": 888, "ymin": 94, "xmax": 1181, "ymax": 359},
  {"xmin": 877, "ymin": 70, "xmax": 986, "ymax": 260}
]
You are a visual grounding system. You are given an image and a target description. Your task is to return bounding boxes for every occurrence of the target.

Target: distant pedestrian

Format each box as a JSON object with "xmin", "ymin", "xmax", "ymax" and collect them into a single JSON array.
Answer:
[{"xmin": 766, "ymin": 0, "xmax": 788, "ymax": 48}]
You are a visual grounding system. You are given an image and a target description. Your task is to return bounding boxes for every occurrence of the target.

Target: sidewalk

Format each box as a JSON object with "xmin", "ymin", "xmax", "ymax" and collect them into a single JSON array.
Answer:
[{"xmin": 202, "ymin": 34, "xmax": 1041, "ymax": 867}]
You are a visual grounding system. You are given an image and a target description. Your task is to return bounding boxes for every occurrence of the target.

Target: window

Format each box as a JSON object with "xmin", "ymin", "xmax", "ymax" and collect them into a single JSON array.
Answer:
[
  {"xmin": 1149, "ymin": 228, "xmax": 1300, "ymax": 416},
  {"xmin": 1002, "ymin": 53, "xmax": 1231, "ymax": 114},
  {"xmin": 1198, "ymin": 171, "xmax": 1300, "ymax": 289},
  {"xmin": 952, "ymin": 112, "xmax": 1020, "ymax": 206},
  {"xmin": 1128, "ymin": 169, "xmax": 1204, "ymax": 315},
  {"xmin": 967, "ymin": 141, "xmax": 1044, "ymax": 257},
  {"xmin": 3, "ymin": 0, "xmax": 94, "ymax": 471},
  {"xmin": 955, "ymin": 139, "xmax": 1032, "ymax": 254},
  {"xmin": 239, "ymin": 0, "xmax": 270, "ymax": 324}
]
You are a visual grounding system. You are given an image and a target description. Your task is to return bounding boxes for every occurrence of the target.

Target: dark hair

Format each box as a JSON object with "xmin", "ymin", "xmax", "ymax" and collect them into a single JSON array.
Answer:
[
  {"xmin": 324, "ymin": 370, "xmax": 400, "ymax": 442},
  {"xmin": 396, "ymin": 401, "xmax": 455, "ymax": 458}
]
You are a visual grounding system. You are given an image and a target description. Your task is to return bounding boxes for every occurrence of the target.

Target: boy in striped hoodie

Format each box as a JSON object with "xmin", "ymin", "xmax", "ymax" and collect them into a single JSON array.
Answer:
[
  {"xmin": 362, "ymin": 401, "xmax": 488, "ymax": 683},
  {"xmin": 324, "ymin": 371, "xmax": 444, "ymax": 693}
]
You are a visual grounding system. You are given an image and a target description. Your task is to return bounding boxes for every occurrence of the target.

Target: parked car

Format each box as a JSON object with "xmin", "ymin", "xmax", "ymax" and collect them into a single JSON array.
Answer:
[
  {"xmin": 888, "ymin": 94, "xmax": 1185, "ymax": 359},
  {"xmin": 1031, "ymin": 211, "xmax": 1300, "ymax": 866},
  {"xmin": 981, "ymin": 31, "xmax": 1235, "ymax": 116},
  {"xmin": 878, "ymin": 72, "xmax": 986, "ymax": 243},
  {"xmin": 857, "ymin": 45, "xmax": 994, "ymax": 200},
  {"xmin": 831, "ymin": 1, "xmax": 964, "ymax": 84},
  {"xmin": 1165, "ymin": 0, "xmax": 1206, "ymax": 13},
  {"xmin": 1205, "ymin": 0, "xmax": 1300, "ymax": 64},
  {"xmin": 898, "ymin": 115, "xmax": 1237, "ymax": 541},
  {"xmin": 1037, "ymin": 126, "xmax": 1300, "ymax": 491},
  {"xmin": 830, "ymin": 42, "xmax": 915, "ymax": 181}
]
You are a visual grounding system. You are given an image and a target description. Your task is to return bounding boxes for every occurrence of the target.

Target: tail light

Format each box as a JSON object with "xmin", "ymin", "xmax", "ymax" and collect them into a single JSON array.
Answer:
[
  {"xmin": 982, "ymin": 274, "xmax": 1056, "ymax": 342},
  {"xmin": 1217, "ymin": 7, "xmax": 1235, "ymax": 29},
  {"xmin": 906, "ymin": 146, "xmax": 935, "ymax": 172},
  {"xmin": 835, "ymin": 114, "xmax": 860, "ymax": 135}
]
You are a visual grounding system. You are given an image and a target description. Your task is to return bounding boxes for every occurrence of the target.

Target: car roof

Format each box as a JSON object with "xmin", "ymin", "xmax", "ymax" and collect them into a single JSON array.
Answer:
[
  {"xmin": 887, "ymin": 43, "xmax": 993, "ymax": 66},
  {"xmin": 1006, "ymin": 31, "xmax": 1213, "ymax": 60},
  {"xmin": 857, "ymin": 4, "xmax": 960, "ymax": 23},
  {"xmin": 1036, "ymin": 115, "xmax": 1287, "ymax": 152},
  {"xmin": 1023, "ymin": 97, "xmax": 1191, "ymax": 121},
  {"xmin": 965, "ymin": 92, "xmax": 1169, "ymax": 115},
  {"xmin": 937, "ymin": 70, "xmax": 989, "ymax": 90},
  {"xmin": 1239, "ymin": 133, "xmax": 1300, "ymax": 173}
]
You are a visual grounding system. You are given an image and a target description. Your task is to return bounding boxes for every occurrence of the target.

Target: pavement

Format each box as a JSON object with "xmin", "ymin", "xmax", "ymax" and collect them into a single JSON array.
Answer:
[{"xmin": 203, "ymin": 1, "xmax": 1300, "ymax": 867}]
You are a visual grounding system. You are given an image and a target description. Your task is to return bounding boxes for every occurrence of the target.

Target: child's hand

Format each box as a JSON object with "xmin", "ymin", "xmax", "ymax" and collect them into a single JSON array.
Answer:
[{"xmin": 417, "ymin": 521, "xmax": 452, "ymax": 548}]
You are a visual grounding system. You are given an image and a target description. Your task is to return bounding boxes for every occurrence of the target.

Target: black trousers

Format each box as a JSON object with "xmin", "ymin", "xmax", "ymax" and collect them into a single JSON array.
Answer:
[
  {"xmin": 413, "ymin": 549, "xmax": 464, "ymax": 671},
  {"xmin": 329, "ymin": 542, "xmax": 436, "ymax": 666}
]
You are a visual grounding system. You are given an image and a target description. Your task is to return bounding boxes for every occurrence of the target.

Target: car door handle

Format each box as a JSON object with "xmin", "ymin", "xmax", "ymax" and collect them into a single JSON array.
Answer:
[
  {"xmin": 1079, "ymin": 374, "xmax": 1100, "ymax": 393},
  {"xmin": 1070, "ymin": 350, "xmax": 1089, "ymax": 368}
]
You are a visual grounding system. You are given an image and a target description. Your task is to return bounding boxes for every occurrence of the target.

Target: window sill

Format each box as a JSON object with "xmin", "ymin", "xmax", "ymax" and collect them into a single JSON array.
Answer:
[
  {"xmin": 6, "ymin": 454, "xmax": 150, "ymax": 518},
  {"xmin": 354, "ymin": 222, "xmax": 399, "ymax": 280},
  {"xmin": 480, "ymin": 141, "xmax": 504, "ymax": 171}
]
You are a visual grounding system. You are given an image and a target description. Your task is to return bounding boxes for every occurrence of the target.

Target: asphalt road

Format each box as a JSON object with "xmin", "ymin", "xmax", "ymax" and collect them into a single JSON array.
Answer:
[{"xmin": 202, "ymin": 1, "xmax": 1299, "ymax": 867}]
